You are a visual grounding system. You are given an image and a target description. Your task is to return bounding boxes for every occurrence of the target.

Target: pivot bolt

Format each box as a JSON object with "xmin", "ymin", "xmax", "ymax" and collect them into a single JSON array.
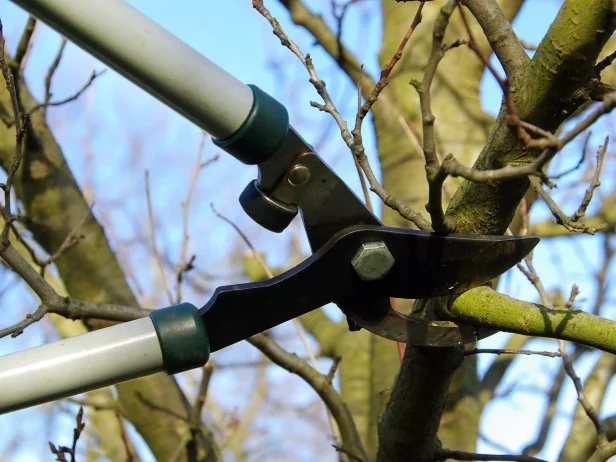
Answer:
[
  {"xmin": 287, "ymin": 164, "xmax": 311, "ymax": 187},
  {"xmin": 351, "ymin": 241, "xmax": 395, "ymax": 281}
]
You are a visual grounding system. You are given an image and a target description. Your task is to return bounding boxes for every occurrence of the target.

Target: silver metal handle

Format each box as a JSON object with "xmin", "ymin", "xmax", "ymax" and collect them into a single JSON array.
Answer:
[
  {"xmin": 0, "ymin": 317, "xmax": 164, "ymax": 413},
  {"xmin": 10, "ymin": 0, "xmax": 254, "ymax": 139}
]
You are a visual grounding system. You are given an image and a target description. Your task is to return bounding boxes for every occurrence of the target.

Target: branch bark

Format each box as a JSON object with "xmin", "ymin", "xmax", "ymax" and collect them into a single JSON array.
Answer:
[{"xmin": 449, "ymin": 286, "xmax": 616, "ymax": 355}]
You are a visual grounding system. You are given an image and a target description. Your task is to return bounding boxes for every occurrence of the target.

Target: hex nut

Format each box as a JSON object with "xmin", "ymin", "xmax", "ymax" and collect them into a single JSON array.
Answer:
[{"xmin": 351, "ymin": 241, "xmax": 395, "ymax": 281}]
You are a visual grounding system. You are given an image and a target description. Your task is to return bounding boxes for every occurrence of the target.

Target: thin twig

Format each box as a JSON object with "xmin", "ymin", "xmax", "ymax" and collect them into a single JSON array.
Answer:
[
  {"xmin": 0, "ymin": 18, "xmax": 28, "ymax": 248},
  {"xmin": 434, "ymin": 448, "xmax": 547, "ymax": 462},
  {"xmin": 252, "ymin": 0, "xmax": 431, "ymax": 230},
  {"xmin": 30, "ymin": 69, "xmax": 106, "ymax": 115},
  {"xmin": 550, "ymin": 131, "xmax": 591, "ymax": 180},
  {"xmin": 464, "ymin": 348, "xmax": 561, "ymax": 358},
  {"xmin": 10, "ymin": 16, "xmax": 37, "ymax": 72},
  {"xmin": 175, "ymin": 133, "xmax": 218, "ymax": 303},
  {"xmin": 412, "ymin": 0, "xmax": 456, "ymax": 232},
  {"xmin": 210, "ymin": 203, "xmax": 344, "ymax": 446},
  {"xmin": 438, "ymin": 93, "xmax": 616, "ymax": 186},
  {"xmin": 145, "ymin": 170, "xmax": 174, "ymax": 304},
  {"xmin": 48, "ymin": 406, "xmax": 86, "ymax": 462},
  {"xmin": 42, "ymin": 37, "xmax": 68, "ymax": 116},
  {"xmin": 572, "ymin": 137, "xmax": 607, "ymax": 221},
  {"xmin": 530, "ymin": 177, "xmax": 606, "ymax": 235}
]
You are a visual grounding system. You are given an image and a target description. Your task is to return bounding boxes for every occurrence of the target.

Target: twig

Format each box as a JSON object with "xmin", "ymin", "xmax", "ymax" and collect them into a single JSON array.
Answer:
[
  {"xmin": 438, "ymin": 94, "xmax": 616, "ymax": 186},
  {"xmin": 326, "ymin": 356, "xmax": 342, "ymax": 383},
  {"xmin": 186, "ymin": 363, "xmax": 215, "ymax": 459},
  {"xmin": 434, "ymin": 448, "xmax": 547, "ymax": 462},
  {"xmin": 252, "ymin": 0, "xmax": 432, "ymax": 230},
  {"xmin": 42, "ymin": 38, "xmax": 68, "ymax": 116},
  {"xmin": 464, "ymin": 348, "xmax": 560, "ymax": 358},
  {"xmin": 190, "ymin": 364, "xmax": 214, "ymax": 425},
  {"xmin": 249, "ymin": 332, "xmax": 368, "ymax": 461},
  {"xmin": 0, "ymin": 243, "xmax": 150, "ymax": 337},
  {"xmin": 175, "ymin": 133, "xmax": 218, "ymax": 303},
  {"xmin": 48, "ymin": 406, "xmax": 86, "ymax": 462},
  {"xmin": 0, "ymin": 303, "xmax": 47, "ymax": 337},
  {"xmin": 456, "ymin": 1, "xmax": 548, "ymax": 150},
  {"xmin": 10, "ymin": 16, "xmax": 37, "ymax": 72},
  {"xmin": 559, "ymin": 337, "xmax": 609, "ymax": 452},
  {"xmin": 346, "ymin": 0, "xmax": 425, "ymax": 214},
  {"xmin": 38, "ymin": 207, "xmax": 88, "ymax": 275},
  {"xmin": 595, "ymin": 49, "xmax": 616, "ymax": 75},
  {"xmin": 331, "ymin": 0, "xmax": 362, "ymax": 69},
  {"xmin": 30, "ymin": 69, "xmax": 106, "ymax": 115},
  {"xmin": 115, "ymin": 411, "xmax": 134, "ymax": 462},
  {"xmin": 549, "ymin": 131, "xmax": 591, "ymax": 180},
  {"xmin": 412, "ymin": 0, "xmax": 456, "ymax": 232},
  {"xmin": 145, "ymin": 170, "xmax": 174, "ymax": 304},
  {"xmin": 530, "ymin": 177, "xmax": 606, "ymax": 235},
  {"xmin": 0, "ymin": 19, "xmax": 28, "ymax": 248},
  {"xmin": 572, "ymin": 137, "xmax": 607, "ymax": 221},
  {"xmin": 210, "ymin": 203, "xmax": 343, "ymax": 446}
]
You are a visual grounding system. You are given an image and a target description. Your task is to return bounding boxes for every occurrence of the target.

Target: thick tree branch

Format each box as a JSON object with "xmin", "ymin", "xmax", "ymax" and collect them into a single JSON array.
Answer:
[
  {"xmin": 459, "ymin": 0, "xmax": 529, "ymax": 79},
  {"xmin": 446, "ymin": 0, "xmax": 615, "ymax": 235},
  {"xmin": 376, "ymin": 345, "xmax": 463, "ymax": 462},
  {"xmin": 449, "ymin": 286, "xmax": 616, "ymax": 354}
]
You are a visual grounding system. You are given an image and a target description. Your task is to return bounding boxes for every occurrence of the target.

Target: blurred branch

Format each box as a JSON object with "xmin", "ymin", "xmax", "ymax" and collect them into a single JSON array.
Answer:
[
  {"xmin": 0, "ymin": 243, "xmax": 151, "ymax": 337},
  {"xmin": 48, "ymin": 406, "xmax": 86, "ymax": 462},
  {"xmin": 30, "ymin": 68, "xmax": 106, "ymax": 115},
  {"xmin": 522, "ymin": 363, "xmax": 569, "ymax": 456},
  {"xmin": 145, "ymin": 170, "xmax": 173, "ymax": 304},
  {"xmin": 175, "ymin": 134, "xmax": 217, "ymax": 304},
  {"xmin": 211, "ymin": 202, "xmax": 345, "ymax": 449},
  {"xmin": 464, "ymin": 348, "xmax": 560, "ymax": 358},
  {"xmin": 249, "ymin": 332, "xmax": 368, "ymax": 461},
  {"xmin": 9, "ymin": 16, "xmax": 36, "ymax": 72},
  {"xmin": 433, "ymin": 448, "xmax": 546, "ymax": 462}
]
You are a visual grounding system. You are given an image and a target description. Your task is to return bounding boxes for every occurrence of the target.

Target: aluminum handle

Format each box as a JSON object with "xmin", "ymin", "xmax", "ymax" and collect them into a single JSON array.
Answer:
[{"xmin": 10, "ymin": 0, "xmax": 254, "ymax": 139}]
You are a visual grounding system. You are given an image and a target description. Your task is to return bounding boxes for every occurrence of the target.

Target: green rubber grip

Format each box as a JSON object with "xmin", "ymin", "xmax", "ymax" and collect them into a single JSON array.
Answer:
[
  {"xmin": 214, "ymin": 85, "xmax": 289, "ymax": 165},
  {"xmin": 149, "ymin": 303, "xmax": 210, "ymax": 374}
]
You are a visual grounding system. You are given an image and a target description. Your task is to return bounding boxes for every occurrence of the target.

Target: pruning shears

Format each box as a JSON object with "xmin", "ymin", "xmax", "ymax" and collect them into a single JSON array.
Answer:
[{"xmin": 0, "ymin": 0, "xmax": 538, "ymax": 413}]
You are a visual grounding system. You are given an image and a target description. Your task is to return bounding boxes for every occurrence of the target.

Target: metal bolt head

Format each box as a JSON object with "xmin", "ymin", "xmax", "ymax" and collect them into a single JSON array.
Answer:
[
  {"xmin": 351, "ymin": 241, "xmax": 395, "ymax": 281},
  {"xmin": 287, "ymin": 164, "xmax": 311, "ymax": 187}
]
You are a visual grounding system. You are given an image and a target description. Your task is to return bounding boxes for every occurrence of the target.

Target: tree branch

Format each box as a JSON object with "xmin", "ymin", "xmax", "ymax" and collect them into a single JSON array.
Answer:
[
  {"xmin": 248, "ymin": 333, "xmax": 368, "ymax": 461},
  {"xmin": 377, "ymin": 345, "xmax": 463, "ymax": 462},
  {"xmin": 459, "ymin": 0, "xmax": 529, "ymax": 78},
  {"xmin": 449, "ymin": 286, "xmax": 616, "ymax": 354}
]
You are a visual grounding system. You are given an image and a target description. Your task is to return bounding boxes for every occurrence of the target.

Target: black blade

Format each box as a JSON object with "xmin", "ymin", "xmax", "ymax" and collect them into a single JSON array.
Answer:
[{"xmin": 199, "ymin": 225, "xmax": 538, "ymax": 351}]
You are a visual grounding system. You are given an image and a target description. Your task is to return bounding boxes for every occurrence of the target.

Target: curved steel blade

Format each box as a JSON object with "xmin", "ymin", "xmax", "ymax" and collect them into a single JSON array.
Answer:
[{"xmin": 200, "ymin": 225, "xmax": 538, "ymax": 350}]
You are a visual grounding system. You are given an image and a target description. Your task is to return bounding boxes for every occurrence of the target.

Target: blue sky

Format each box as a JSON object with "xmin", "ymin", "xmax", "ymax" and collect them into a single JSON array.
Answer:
[{"xmin": 0, "ymin": 1, "xmax": 614, "ymax": 461}]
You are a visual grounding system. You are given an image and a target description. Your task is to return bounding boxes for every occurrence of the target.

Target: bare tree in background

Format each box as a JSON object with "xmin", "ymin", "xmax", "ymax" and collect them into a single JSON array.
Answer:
[{"xmin": 1, "ymin": 1, "xmax": 616, "ymax": 461}]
